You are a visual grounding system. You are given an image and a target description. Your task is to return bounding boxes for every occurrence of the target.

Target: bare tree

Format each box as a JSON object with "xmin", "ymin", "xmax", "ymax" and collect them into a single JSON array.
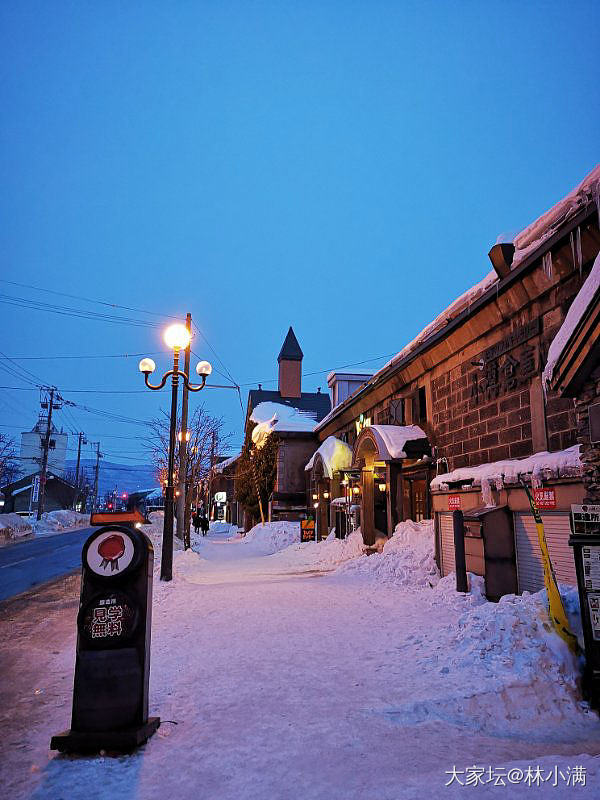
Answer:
[
  {"xmin": 0, "ymin": 433, "xmax": 21, "ymax": 488},
  {"xmin": 148, "ymin": 405, "xmax": 231, "ymax": 548}
]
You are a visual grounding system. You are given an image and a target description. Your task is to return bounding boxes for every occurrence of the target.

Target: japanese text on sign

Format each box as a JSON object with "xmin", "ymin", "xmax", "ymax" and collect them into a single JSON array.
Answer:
[
  {"xmin": 533, "ymin": 488, "xmax": 556, "ymax": 510},
  {"xmin": 91, "ymin": 604, "xmax": 124, "ymax": 638},
  {"xmin": 571, "ymin": 505, "xmax": 600, "ymax": 535}
]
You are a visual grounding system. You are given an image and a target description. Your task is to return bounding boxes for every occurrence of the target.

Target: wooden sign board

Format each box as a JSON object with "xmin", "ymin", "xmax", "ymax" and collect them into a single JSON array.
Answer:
[{"xmin": 301, "ymin": 519, "xmax": 316, "ymax": 543}]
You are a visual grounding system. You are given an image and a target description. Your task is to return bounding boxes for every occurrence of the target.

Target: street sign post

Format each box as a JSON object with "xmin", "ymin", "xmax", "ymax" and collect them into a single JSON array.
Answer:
[
  {"xmin": 569, "ymin": 504, "xmax": 600, "ymax": 709},
  {"xmin": 51, "ymin": 521, "xmax": 159, "ymax": 752}
]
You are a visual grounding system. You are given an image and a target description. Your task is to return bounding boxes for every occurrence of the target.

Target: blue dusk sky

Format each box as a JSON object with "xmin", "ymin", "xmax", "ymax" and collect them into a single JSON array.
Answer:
[{"xmin": 0, "ymin": 1, "xmax": 598, "ymax": 479}]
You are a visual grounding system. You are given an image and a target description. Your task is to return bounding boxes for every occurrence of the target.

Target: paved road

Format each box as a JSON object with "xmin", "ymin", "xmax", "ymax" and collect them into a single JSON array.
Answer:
[{"xmin": 0, "ymin": 527, "xmax": 97, "ymax": 602}]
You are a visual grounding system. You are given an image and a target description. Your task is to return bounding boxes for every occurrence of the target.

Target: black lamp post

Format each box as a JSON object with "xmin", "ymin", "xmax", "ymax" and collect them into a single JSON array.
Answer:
[{"xmin": 139, "ymin": 323, "xmax": 212, "ymax": 581}]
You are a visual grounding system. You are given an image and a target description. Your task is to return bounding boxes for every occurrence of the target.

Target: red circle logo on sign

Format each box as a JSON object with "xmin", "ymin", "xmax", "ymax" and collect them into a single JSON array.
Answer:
[{"xmin": 98, "ymin": 534, "xmax": 126, "ymax": 571}]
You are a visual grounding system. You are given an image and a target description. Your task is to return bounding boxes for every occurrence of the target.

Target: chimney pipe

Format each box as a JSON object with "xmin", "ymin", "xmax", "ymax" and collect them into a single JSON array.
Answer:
[{"xmin": 488, "ymin": 243, "xmax": 515, "ymax": 279}]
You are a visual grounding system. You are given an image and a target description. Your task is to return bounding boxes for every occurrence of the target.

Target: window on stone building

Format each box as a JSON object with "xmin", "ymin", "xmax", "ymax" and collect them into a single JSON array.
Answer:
[{"xmin": 418, "ymin": 387, "xmax": 427, "ymax": 423}]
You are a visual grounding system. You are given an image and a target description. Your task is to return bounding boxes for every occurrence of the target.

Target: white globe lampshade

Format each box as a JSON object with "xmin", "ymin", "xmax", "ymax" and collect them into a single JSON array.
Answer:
[
  {"xmin": 196, "ymin": 360, "xmax": 212, "ymax": 377},
  {"xmin": 164, "ymin": 323, "xmax": 191, "ymax": 350},
  {"xmin": 139, "ymin": 358, "xmax": 156, "ymax": 374}
]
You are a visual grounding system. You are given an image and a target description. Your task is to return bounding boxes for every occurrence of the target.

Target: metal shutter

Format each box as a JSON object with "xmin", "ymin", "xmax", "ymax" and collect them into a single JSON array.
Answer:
[
  {"xmin": 439, "ymin": 513, "xmax": 455, "ymax": 577},
  {"xmin": 513, "ymin": 512, "xmax": 576, "ymax": 594}
]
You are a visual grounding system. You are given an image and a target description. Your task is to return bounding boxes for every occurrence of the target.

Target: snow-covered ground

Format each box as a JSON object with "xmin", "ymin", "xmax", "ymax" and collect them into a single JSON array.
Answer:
[
  {"xmin": 2, "ymin": 519, "xmax": 600, "ymax": 799},
  {"xmin": 0, "ymin": 510, "xmax": 91, "ymax": 545}
]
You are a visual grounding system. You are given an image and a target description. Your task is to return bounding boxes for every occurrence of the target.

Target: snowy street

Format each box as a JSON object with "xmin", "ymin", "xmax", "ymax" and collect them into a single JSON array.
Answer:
[{"xmin": 1, "ymin": 519, "xmax": 600, "ymax": 799}]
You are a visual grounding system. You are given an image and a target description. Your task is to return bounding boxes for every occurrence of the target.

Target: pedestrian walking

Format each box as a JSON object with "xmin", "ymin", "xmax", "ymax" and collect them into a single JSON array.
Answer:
[
  {"xmin": 201, "ymin": 514, "xmax": 209, "ymax": 536},
  {"xmin": 192, "ymin": 511, "xmax": 201, "ymax": 535}
]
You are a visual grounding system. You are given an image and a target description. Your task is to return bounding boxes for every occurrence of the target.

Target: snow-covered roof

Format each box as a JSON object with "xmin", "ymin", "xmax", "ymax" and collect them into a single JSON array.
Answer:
[
  {"xmin": 214, "ymin": 453, "xmax": 241, "ymax": 474},
  {"xmin": 512, "ymin": 165, "xmax": 600, "ymax": 269},
  {"xmin": 251, "ymin": 401, "xmax": 317, "ymax": 448},
  {"xmin": 304, "ymin": 436, "xmax": 353, "ymax": 477},
  {"xmin": 431, "ymin": 446, "xmax": 582, "ymax": 506},
  {"xmin": 543, "ymin": 250, "xmax": 600, "ymax": 388},
  {"xmin": 361, "ymin": 425, "xmax": 428, "ymax": 461},
  {"xmin": 317, "ymin": 165, "xmax": 600, "ymax": 431}
]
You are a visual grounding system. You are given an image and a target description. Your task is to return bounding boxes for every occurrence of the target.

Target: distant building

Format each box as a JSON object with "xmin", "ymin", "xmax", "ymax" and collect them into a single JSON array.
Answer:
[
  {"xmin": 327, "ymin": 372, "xmax": 373, "ymax": 410},
  {"xmin": 20, "ymin": 418, "xmax": 68, "ymax": 477},
  {"xmin": 1, "ymin": 471, "xmax": 78, "ymax": 514},
  {"xmin": 243, "ymin": 327, "xmax": 331, "ymax": 525}
]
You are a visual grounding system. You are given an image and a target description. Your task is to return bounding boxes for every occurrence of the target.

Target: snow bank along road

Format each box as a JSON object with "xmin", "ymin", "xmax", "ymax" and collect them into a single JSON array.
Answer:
[
  {"xmin": 0, "ymin": 526, "xmax": 97, "ymax": 602},
  {"xmin": 2, "ymin": 522, "xmax": 600, "ymax": 799}
]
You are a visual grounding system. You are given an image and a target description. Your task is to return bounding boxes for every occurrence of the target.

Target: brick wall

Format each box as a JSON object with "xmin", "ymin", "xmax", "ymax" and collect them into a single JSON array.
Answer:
[{"xmin": 431, "ymin": 315, "xmax": 577, "ymax": 470}]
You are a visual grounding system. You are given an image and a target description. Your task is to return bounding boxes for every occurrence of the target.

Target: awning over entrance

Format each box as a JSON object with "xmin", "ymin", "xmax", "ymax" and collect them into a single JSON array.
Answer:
[
  {"xmin": 305, "ymin": 436, "xmax": 353, "ymax": 478},
  {"xmin": 353, "ymin": 424, "xmax": 429, "ymax": 465}
]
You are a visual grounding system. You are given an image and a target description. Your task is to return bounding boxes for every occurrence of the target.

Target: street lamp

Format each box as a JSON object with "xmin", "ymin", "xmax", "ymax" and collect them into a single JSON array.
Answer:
[{"xmin": 139, "ymin": 323, "xmax": 212, "ymax": 581}]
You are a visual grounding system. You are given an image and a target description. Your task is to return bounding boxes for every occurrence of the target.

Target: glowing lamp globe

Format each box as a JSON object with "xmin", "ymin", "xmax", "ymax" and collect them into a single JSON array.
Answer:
[
  {"xmin": 164, "ymin": 323, "xmax": 191, "ymax": 350},
  {"xmin": 196, "ymin": 360, "xmax": 212, "ymax": 377},
  {"xmin": 139, "ymin": 358, "xmax": 156, "ymax": 374}
]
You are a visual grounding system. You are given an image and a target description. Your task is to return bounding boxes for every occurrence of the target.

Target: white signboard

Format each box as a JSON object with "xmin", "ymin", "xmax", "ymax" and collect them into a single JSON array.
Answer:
[
  {"xmin": 582, "ymin": 545, "xmax": 600, "ymax": 591},
  {"xmin": 571, "ymin": 504, "xmax": 600, "ymax": 535},
  {"xmin": 31, "ymin": 475, "xmax": 40, "ymax": 503},
  {"xmin": 587, "ymin": 593, "xmax": 600, "ymax": 641},
  {"xmin": 85, "ymin": 530, "xmax": 136, "ymax": 577}
]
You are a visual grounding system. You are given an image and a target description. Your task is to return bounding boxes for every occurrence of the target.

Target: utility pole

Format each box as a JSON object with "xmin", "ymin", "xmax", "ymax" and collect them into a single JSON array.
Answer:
[
  {"xmin": 37, "ymin": 388, "xmax": 60, "ymax": 521},
  {"xmin": 73, "ymin": 431, "xmax": 87, "ymax": 509},
  {"xmin": 208, "ymin": 430, "xmax": 216, "ymax": 521},
  {"xmin": 176, "ymin": 313, "xmax": 192, "ymax": 544},
  {"xmin": 92, "ymin": 442, "xmax": 101, "ymax": 512}
]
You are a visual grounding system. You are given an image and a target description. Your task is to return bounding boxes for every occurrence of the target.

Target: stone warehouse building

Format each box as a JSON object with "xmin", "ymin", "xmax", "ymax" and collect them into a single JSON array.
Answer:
[{"xmin": 310, "ymin": 166, "xmax": 600, "ymax": 597}]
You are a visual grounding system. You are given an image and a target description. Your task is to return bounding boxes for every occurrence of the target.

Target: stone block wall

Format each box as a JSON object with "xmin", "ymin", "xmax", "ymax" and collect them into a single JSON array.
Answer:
[{"xmin": 575, "ymin": 375, "xmax": 600, "ymax": 504}]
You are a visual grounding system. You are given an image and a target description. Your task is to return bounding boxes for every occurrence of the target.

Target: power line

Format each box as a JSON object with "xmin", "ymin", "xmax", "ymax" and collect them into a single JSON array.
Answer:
[
  {"xmin": 0, "ymin": 279, "xmax": 181, "ymax": 322},
  {"xmin": 0, "ymin": 293, "xmax": 160, "ymax": 329},
  {"xmin": 1, "ymin": 350, "xmax": 166, "ymax": 361}
]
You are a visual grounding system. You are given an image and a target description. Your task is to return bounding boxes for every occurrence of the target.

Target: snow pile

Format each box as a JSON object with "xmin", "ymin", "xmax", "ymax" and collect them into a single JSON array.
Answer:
[
  {"xmin": 270, "ymin": 529, "xmax": 365, "ymax": 571},
  {"xmin": 304, "ymin": 436, "xmax": 352, "ymax": 476},
  {"xmin": 239, "ymin": 521, "xmax": 301, "ymax": 554},
  {"xmin": 33, "ymin": 510, "xmax": 89, "ymax": 535},
  {"xmin": 336, "ymin": 519, "xmax": 440, "ymax": 587},
  {"xmin": 431, "ymin": 445, "xmax": 582, "ymax": 505},
  {"xmin": 412, "ymin": 585, "xmax": 584, "ymax": 733},
  {"xmin": 0, "ymin": 512, "xmax": 33, "ymax": 543},
  {"xmin": 142, "ymin": 511, "xmax": 183, "ymax": 554},
  {"xmin": 251, "ymin": 401, "xmax": 317, "ymax": 447},
  {"xmin": 543, "ymin": 250, "xmax": 600, "ymax": 387},
  {"xmin": 207, "ymin": 520, "xmax": 238, "ymax": 535}
]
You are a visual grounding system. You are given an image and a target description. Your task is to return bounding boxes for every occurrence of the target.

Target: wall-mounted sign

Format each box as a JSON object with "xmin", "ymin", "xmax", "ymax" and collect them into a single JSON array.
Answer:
[
  {"xmin": 533, "ymin": 487, "xmax": 556, "ymax": 510},
  {"xmin": 355, "ymin": 413, "xmax": 371, "ymax": 437},
  {"xmin": 448, "ymin": 495, "xmax": 461, "ymax": 510},
  {"xmin": 571, "ymin": 505, "xmax": 600, "ymax": 535},
  {"xmin": 587, "ymin": 594, "xmax": 600, "ymax": 641},
  {"xmin": 301, "ymin": 519, "xmax": 316, "ymax": 543},
  {"xmin": 582, "ymin": 546, "xmax": 600, "ymax": 591}
]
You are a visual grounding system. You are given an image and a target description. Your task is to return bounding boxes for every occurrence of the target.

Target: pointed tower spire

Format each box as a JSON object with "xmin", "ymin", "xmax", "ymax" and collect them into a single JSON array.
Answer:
[
  {"xmin": 278, "ymin": 326, "xmax": 303, "ymax": 363},
  {"xmin": 278, "ymin": 327, "xmax": 303, "ymax": 398}
]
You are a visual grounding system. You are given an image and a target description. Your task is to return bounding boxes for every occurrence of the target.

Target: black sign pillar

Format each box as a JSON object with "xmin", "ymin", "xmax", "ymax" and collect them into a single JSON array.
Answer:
[
  {"xmin": 569, "ymin": 504, "xmax": 600, "ymax": 710},
  {"xmin": 51, "ymin": 524, "xmax": 160, "ymax": 752}
]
